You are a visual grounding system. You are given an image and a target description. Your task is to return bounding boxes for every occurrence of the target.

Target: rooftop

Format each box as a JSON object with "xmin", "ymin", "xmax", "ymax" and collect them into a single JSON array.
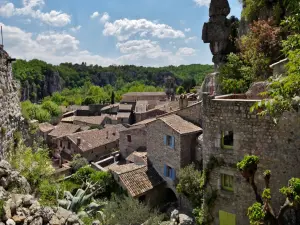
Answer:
[
  {"xmin": 119, "ymin": 166, "xmax": 163, "ymax": 197},
  {"xmin": 101, "ymin": 103, "xmax": 120, "ymax": 111},
  {"xmin": 73, "ymin": 116, "xmax": 109, "ymax": 125},
  {"xmin": 39, "ymin": 122, "xmax": 55, "ymax": 133},
  {"xmin": 213, "ymin": 94, "xmax": 261, "ymax": 102},
  {"xmin": 132, "ymin": 118, "xmax": 157, "ymax": 126},
  {"xmin": 117, "ymin": 112, "xmax": 131, "ymax": 119},
  {"xmin": 122, "ymin": 92, "xmax": 167, "ymax": 97},
  {"xmin": 48, "ymin": 123, "xmax": 81, "ymax": 138},
  {"xmin": 67, "ymin": 124, "xmax": 127, "ymax": 152},
  {"xmin": 159, "ymin": 114, "xmax": 202, "ymax": 134},
  {"xmin": 61, "ymin": 116, "xmax": 76, "ymax": 123},
  {"xmin": 126, "ymin": 151, "xmax": 147, "ymax": 163},
  {"xmin": 107, "ymin": 163, "xmax": 145, "ymax": 175},
  {"xmin": 119, "ymin": 104, "xmax": 133, "ymax": 111}
]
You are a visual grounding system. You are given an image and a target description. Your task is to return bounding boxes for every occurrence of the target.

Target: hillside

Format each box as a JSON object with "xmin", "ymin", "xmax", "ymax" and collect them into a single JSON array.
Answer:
[{"xmin": 12, "ymin": 59, "xmax": 214, "ymax": 102}]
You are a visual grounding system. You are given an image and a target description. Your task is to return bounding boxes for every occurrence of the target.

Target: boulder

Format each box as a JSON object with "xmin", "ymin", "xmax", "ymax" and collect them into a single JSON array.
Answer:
[
  {"xmin": 29, "ymin": 202, "xmax": 41, "ymax": 215},
  {"xmin": 22, "ymin": 195, "xmax": 34, "ymax": 207},
  {"xmin": 179, "ymin": 214, "xmax": 194, "ymax": 225},
  {"xmin": 11, "ymin": 215, "xmax": 26, "ymax": 223},
  {"xmin": 246, "ymin": 81, "xmax": 269, "ymax": 99},
  {"xmin": 170, "ymin": 209, "xmax": 179, "ymax": 222},
  {"xmin": 5, "ymin": 219, "xmax": 15, "ymax": 225},
  {"xmin": 29, "ymin": 216, "xmax": 43, "ymax": 225},
  {"xmin": 0, "ymin": 160, "xmax": 12, "ymax": 170},
  {"xmin": 40, "ymin": 206, "xmax": 55, "ymax": 223},
  {"xmin": 49, "ymin": 215, "xmax": 61, "ymax": 225}
]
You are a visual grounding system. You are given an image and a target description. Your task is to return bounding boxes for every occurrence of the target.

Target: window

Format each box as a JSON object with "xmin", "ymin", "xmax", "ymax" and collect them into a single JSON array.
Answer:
[
  {"xmin": 67, "ymin": 141, "xmax": 71, "ymax": 149},
  {"xmin": 164, "ymin": 135, "xmax": 175, "ymax": 149},
  {"xmin": 164, "ymin": 165, "xmax": 176, "ymax": 180},
  {"xmin": 127, "ymin": 135, "xmax": 132, "ymax": 142},
  {"xmin": 221, "ymin": 131, "xmax": 234, "ymax": 149},
  {"xmin": 221, "ymin": 174, "xmax": 234, "ymax": 191}
]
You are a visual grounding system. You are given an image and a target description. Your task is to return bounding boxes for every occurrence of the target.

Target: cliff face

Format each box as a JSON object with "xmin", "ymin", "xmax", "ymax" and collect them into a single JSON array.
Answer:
[
  {"xmin": 21, "ymin": 70, "xmax": 63, "ymax": 103},
  {"xmin": 0, "ymin": 46, "xmax": 23, "ymax": 155}
]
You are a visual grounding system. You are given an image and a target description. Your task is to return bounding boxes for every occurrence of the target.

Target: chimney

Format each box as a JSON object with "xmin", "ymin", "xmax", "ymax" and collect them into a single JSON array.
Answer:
[{"xmin": 77, "ymin": 137, "xmax": 81, "ymax": 145}]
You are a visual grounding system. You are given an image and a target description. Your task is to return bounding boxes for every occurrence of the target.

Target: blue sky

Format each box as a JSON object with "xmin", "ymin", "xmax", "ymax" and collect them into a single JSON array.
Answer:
[{"xmin": 0, "ymin": 0, "xmax": 242, "ymax": 66}]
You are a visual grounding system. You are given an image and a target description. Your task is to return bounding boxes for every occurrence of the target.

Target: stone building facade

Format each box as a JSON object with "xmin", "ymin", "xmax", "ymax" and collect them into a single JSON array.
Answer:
[
  {"xmin": 201, "ymin": 93, "xmax": 300, "ymax": 225},
  {"xmin": 146, "ymin": 114, "xmax": 202, "ymax": 195},
  {"xmin": 0, "ymin": 46, "xmax": 23, "ymax": 156},
  {"xmin": 119, "ymin": 125, "xmax": 147, "ymax": 159}
]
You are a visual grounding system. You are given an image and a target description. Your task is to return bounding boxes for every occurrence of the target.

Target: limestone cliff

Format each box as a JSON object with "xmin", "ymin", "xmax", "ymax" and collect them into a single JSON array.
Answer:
[{"xmin": 0, "ymin": 45, "xmax": 23, "ymax": 156}]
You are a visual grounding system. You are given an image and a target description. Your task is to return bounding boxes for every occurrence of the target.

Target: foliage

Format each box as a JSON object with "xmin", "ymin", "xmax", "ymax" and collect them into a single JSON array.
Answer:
[
  {"xmin": 176, "ymin": 86, "xmax": 185, "ymax": 94},
  {"xmin": 70, "ymin": 154, "xmax": 89, "ymax": 172},
  {"xmin": 238, "ymin": 155, "xmax": 300, "ymax": 224},
  {"xmin": 0, "ymin": 200, "xmax": 4, "ymax": 219},
  {"xmin": 100, "ymin": 195, "xmax": 163, "ymax": 225},
  {"xmin": 21, "ymin": 100, "xmax": 51, "ymax": 122},
  {"xmin": 247, "ymin": 202, "xmax": 266, "ymax": 225},
  {"xmin": 13, "ymin": 59, "xmax": 213, "ymax": 102},
  {"xmin": 237, "ymin": 155, "xmax": 259, "ymax": 171},
  {"xmin": 7, "ymin": 141, "xmax": 54, "ymax": 189},
  {"xmin": 176, "ymin": 163, "xmax": 203, "ymax": 206},
  {"xmin": 41, "ymin": 101, "xmax": 62, "ymax": 118},
  {"xmin": 1, "ymin": 127, "xmax": 6, "ymax": 136}
]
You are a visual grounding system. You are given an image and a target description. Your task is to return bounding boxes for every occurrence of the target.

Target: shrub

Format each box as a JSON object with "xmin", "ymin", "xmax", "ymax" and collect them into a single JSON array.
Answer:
[{"xmin": 41, "ymin": 101, "xmax": 62, "ymax": 118}]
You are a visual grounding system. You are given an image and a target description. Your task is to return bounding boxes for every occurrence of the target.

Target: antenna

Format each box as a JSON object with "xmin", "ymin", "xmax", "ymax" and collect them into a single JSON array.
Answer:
[{"xmin": 1, "ymin": 26, "xmax": 3, "ymax": 46}]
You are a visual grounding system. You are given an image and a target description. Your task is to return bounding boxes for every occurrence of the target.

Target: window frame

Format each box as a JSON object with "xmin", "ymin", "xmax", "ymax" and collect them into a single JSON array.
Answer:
[
  {"xmin": 127, "ymin": 135, "xmax": 132, "ymax": 142},
  {"xmin": 221, "ymin": 131, "xmax": 234, "ymax": 150},
  {"xmin": 221, "ymin": 174, "xmax": 234, "ymax": 192},
  {"xmin": 164, "ymin": 135, "xmax": 175, "ymax": 149}
]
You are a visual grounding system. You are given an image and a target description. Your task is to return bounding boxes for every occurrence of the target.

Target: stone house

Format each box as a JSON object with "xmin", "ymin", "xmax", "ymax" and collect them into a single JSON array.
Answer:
[
  {"xmin": 117, "ymin": 112, "xmax": 133, "ymax": 124},
  {"xmin": 201, "ymin": 93, "xmax": 300, "ymax": 225},
  {"xmin": 119, "ymin": 124, "xmax": 147, "ymax": 159},
  {"xmin": 48, "ymin": 123, "xmax": 81, "ymax": 146},
  {"xmin": 121, "ymin": 92, "xmax": 167, "ymax": 103},
  {"xmin": 38, "ymin": 122, "xmax": 54, "ymax": 142},
  {"xmin": 58, "ymin": 124, "xmax": 127, "ymax": 162},
  {"xmin": 135, "ymin": 108, "xmax": 166, "ymax": 123},
  {"xmin": 146, "ymin": 114, "xmax": 202, "ymax": 196}
]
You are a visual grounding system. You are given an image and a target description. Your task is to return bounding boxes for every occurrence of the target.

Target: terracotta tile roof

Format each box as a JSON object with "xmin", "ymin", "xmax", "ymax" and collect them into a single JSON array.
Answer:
[
  {"xmin": 48, "ymin": 123, "xmax": 81, "ymax": 138},
  {"xmin": 101, "ymin": 103, "xmax": 120, "ymax": 111},
  {"xmin": 123, "ymin": 92, "xmax": 167, "ymax": 97},
  {"xmin": 126, "ymin": 151, "xmax": 147, "ymax": 163},
  {"xmin": 119, "ymin": 104, "xmax": 133, "ymax": 111},
  {"xmin": 132, "ymin": 118, "xmax": 156, "ymax": 126},
  {"xmin": 67, "ymin": 124, "xmax": 127, "ymax": 152},
  {"xmin": 107, "ymin": 163, "xmax": 145, "ymax": 175},
  {"xmin": 117, "ymin": 112, "xmax": 131, "ymax": 119},
  {"xmin": 73, "ymin": 116, "xmax": 108, "ymax": 126},
  {"xmin": 39, "ymin": 122, "xmax": 55, "ymax": 133},
  {"xmin": 159, "ymin": 114, "xmax": 202, "ymax": 134},
  {"xmin": 119, "ymin": 166, "xmax": 163, "ymax": 197}
]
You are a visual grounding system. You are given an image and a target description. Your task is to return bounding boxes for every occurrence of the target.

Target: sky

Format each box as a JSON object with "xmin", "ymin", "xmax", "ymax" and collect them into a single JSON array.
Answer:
[{"xmin": 0, "ymin": 0, "xmax": 242, "ymax": 67}]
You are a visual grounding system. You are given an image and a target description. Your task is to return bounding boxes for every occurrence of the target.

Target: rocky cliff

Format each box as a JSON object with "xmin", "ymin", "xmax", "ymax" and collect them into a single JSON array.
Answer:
[{"xmin": 0, "ymin": 46, "xmax": 23, "ymax": 156}]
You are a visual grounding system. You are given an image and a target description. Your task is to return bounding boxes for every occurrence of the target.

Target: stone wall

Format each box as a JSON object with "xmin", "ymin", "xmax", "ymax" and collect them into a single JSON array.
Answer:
[
  {"xmin": 119, "ymin": 125, "xmax": 147, "ymax": 158},
  {"xmin": 0, "ymin": 47, "xmax": 23, "ymax": 156},
  {"xmin": 176, "ymin": 102, "xmax": 202, "ymax": 125},
  {"xmin": 201, "ymin": 93, "xmax": 300, "ymax": 225}
]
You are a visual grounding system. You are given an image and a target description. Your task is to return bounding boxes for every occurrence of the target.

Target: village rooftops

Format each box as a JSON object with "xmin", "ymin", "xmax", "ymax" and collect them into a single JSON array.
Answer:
[
  {"xmin": 119, "ymin": 104, "xmax": 133, "ymax": 111},
  {"xmin": 126, "ymin": 151, "xmax": 147, "ymax": 163},
  {"xmin": 107, "ymin": 163, "xmax": 145, "ymax": 175},
  {"xmin": 67, "ymin": 124, "xmax": 127, "ymax": 152},
  {"xmin": 48, "ymin": 123, "xmax": 81, "ymax": 138},
  {"xmin": 39, "ymin": 122, "xmax": 55, "ymax": 133},
  {"xmin": 73, "ymin": 116, "xmax": 109, "ymax": 125},
  {"xmin": 118, "ymin": 165, "xmax": 163, "ymax": 197},
  {"xmin": 132, "ymin": 118, "xmax": 157, "ymax": 126},
  {"xmin": 159, "ymin": 114, "xmax": 202, "ymax": 134},
  {"xmin": 122, "ymin": 92, "xmax": 166, "ymax": 97},
  {"xmin": 100, "ymin": 103, "xmax": 120, "ymax": 112}
]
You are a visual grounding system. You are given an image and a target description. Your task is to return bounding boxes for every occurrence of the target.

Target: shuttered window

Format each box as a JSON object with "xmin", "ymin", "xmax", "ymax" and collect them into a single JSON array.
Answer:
[
  {"xmin": 221, "ymin": 174, "xmax": 234, "ymax": 191},
  {"xmin": 164, "ymin": 135, "xmax": 175, "ymax": 149},
  {"xmin": 164, "ymin": 165, "xmax": 176, "ymax": 181}
]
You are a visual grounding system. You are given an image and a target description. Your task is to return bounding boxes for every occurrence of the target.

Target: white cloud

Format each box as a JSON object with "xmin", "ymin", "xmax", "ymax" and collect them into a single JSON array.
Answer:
[
  {"xmin": 184, "ymin": 28, "xmax": 191, "ymax": 32},
  {"xmin": 194, "ymin": 0, "xmax": 210, "ymax": 7},
  {"xmin": 103, "ymin": 18, "xmax": 185, "ymax": 41},
  {"xmin": 0, "ymin": 23, "xmax": 200, "ymax": 67},
  {"xmin": 70, "ymin": 25, "xmax": 81, "ymax": 32},
  {"xmin": 90, "ymin": 11, "xmax": 99, "ymax": 19},
  {"xmin": 176, "ymin": 47, "xmax": 196, "ymax": 56},
  {"xmin": 185, "ymin": 36, "xmax": 197, "ymax": 43},
  {"xmin": 0, "ymin": 1, "xmax": 71, "ymax": 27},
  {"xmin": 100, "ymin": 12, "xmax": 110, "ymax": 24}
]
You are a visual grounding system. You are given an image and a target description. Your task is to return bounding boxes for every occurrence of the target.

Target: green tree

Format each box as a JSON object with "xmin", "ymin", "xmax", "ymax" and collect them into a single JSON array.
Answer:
[
  {"xmin": 111, "ymin": 91, "xmax": 115, "ymax": 104},
  {"xmin": 237, "ymin": 155, "xmax": 300, "ymax": 224}
]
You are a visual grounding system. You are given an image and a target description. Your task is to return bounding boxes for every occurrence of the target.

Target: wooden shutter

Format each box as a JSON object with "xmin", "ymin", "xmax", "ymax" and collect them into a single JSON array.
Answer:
[
  {"xmin": 164, "ymin": 135, "xmax": 167, "ymax": 145},
  {"xmin": 171, "ymin": 136, "xmax": 175, "ymax": 149},
  {"xmin": 164, "ymin": 165, "xmax": 167, "ymax": 176},
  {"xmin": 171, "ymin": 168, "xmax": 176, "ymax": 180}
]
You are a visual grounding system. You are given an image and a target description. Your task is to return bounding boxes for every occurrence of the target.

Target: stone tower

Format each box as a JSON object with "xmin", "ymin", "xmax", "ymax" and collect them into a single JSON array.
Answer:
[
  {"xmin": 202, "ymin": 0, "xmax": 231, "ymax": 70},
  {"xmin": 165, "ymin": 76, "xmax": 176, "ymax": 101}
]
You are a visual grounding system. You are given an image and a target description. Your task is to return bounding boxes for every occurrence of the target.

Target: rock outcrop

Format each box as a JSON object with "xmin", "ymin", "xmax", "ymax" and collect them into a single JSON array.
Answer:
[
  {"xmin": 0, "ymin": 160, "xmax": 83, "ymax": 225},
  {"xmin": 0, "ymin": 46, "xmax": 23, "ymax": 156}
]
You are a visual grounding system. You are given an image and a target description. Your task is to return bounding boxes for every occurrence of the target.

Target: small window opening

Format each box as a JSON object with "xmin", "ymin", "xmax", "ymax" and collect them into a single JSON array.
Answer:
[{"xmin": 221, "ymin": 131, "xmax": 233, "ymax": 149}]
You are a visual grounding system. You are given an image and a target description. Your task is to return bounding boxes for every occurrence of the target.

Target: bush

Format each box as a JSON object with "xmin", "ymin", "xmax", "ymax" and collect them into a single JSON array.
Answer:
[
  {"xmin": 41, "ymin": 101, "xmax": 62, "ymax": 118},
  {"xmin": 70, "ymin": 155, "xmax": 89, "ymax": 172}
]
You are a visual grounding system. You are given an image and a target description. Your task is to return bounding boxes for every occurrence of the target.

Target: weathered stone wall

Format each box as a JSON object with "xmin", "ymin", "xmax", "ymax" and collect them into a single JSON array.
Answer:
[
  {"xmin": 135, "ymin": 109, "xmax": 165, "ymax": 123},
  {"xmin": 176, "ymin": 102, "xmax": 202, "ymax": 125},
  {"xmin": 201, "ymin": 93, "xmax": 300, "ymax": 225},
  {"xmin": 119, "ymin": 125, "xmax": 147, "ymax": 158},
  {"xmin": 0, "ymin": 47, "xmax": 23, "ymax": 156}
]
